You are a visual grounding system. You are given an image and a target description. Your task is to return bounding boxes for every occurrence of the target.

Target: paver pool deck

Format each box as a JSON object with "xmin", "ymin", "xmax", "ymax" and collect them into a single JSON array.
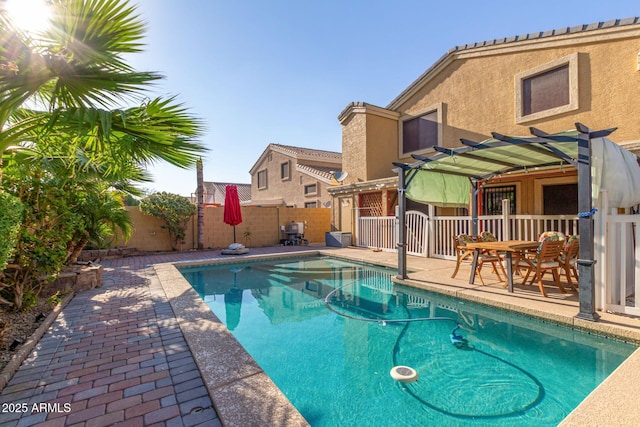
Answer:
[{"xmin": 1, "ymin": 244, "xmax": 640, "ymax": 426}]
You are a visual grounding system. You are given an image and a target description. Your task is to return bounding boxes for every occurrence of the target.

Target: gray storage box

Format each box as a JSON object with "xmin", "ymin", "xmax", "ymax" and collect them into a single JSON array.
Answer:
[{"xmin": 325, "ymin": 232, "xmax": 352, "ymax": 247}]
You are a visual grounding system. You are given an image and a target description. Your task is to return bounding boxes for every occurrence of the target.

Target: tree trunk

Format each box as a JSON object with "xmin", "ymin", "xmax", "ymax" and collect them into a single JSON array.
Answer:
[
  {"xmin": 196, "ymin": 158, "xmax": 204, "ymax": 250},
  {"xmin": 67, "ymin": 232, "xmax": 90, "ymax": 264}
]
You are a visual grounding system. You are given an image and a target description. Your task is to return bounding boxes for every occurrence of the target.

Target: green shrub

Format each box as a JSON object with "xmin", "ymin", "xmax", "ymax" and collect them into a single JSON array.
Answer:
[
  {"xmin": 0, "ymin": 191, "xmax": 23, "ymax": 271},
  {"xmin": 140, "ymin": 192, "xmax": 195, "ymax": 250}
]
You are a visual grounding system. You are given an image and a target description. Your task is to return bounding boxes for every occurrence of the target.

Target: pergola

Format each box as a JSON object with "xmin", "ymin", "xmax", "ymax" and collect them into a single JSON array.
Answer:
[{"xmin": 393, "ymin": 123, "xmax": 640, "ymax": 322}]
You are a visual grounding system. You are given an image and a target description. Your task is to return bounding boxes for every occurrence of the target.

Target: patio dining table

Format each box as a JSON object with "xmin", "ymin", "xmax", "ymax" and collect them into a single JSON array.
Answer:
[{"xmin": 465, "ymin": 239, "xmax": 540, "ymax": 292}]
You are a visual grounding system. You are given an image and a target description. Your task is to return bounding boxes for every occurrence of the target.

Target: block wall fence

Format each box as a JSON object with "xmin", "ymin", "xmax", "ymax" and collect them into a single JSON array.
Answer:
[{"xmin": 116, "ymin": 206, "xmax": 331, "ymax": 252}]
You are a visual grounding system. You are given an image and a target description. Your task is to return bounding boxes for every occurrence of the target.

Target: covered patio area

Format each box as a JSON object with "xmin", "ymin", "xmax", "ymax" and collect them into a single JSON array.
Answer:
[{"xmin": 393, "ymin": 123, "xmax": 640, "ymax": 322}]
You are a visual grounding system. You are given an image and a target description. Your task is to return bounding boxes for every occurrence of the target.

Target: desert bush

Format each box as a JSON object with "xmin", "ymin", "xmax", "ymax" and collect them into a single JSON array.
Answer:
[{"xmin": 140, "ymin": 192, "xmax": 195, "ymax": 250}]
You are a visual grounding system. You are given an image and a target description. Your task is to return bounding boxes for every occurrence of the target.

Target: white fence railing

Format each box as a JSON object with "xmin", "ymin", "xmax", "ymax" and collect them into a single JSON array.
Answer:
[
  {"xmin": 431, "ymin": 214, "xmax": 580, "ymax": 260},
  {"xmin": 356, "ymin": 215, "xmax": 396, "ymax": 253},
  {"xmin": 358, "ymin": 211, "xmax": 580, "ymax": 259},
  {"xmin": 601, "ymin": 214, "xmax": 639, "ymax": 315},
  {"xmin": 354, "ymin": 196, "xmax": 640, "ymax": 316},
  {"xmin": 356, "ymin": 210, "xmax": 428, "ymax": 256}
]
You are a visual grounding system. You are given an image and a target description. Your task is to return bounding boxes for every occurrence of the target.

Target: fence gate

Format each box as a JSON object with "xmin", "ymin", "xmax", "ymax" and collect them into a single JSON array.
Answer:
[{"xmin": 405, "ymin": 210, "xmax": 429, "ymax": 256}]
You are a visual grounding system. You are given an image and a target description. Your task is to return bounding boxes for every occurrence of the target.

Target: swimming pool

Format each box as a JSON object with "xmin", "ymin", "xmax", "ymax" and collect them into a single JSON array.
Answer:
[{"xmin": 179, "ymin": 255, "xmax": 637, "ymax": 426}]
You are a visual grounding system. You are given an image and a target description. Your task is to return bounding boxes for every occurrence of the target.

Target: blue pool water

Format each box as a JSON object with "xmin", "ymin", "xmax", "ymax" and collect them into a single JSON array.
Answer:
[{"xmin": 180, "ymin": 256, "xmax": 637, "ymax": 427}]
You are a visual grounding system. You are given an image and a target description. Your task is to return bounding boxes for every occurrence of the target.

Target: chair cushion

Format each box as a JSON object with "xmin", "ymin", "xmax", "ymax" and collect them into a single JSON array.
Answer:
[
  {"xmin": 564, "ymin": 234, "xmax": 579, "ymax": 251},
  {"xmin": 457, "ymin": 234, "xmax": 474, "ymax": 245},
  {"xmin": 480, "ymin": 231, "xmax": 498, "ymax": 242},
  {"xmin": 537, "ymin": 261, "xmax": 560, "ymax": 268},
  {"xmin": 538, "ymin": 231, "xmax": 566, "ymax": 242}
]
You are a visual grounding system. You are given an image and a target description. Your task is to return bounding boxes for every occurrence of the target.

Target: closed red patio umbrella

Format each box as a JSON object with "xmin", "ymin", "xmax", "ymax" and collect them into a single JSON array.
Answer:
[{"xmin": 224, "ymin": 185, "xmax": 243, "ymax": 243}]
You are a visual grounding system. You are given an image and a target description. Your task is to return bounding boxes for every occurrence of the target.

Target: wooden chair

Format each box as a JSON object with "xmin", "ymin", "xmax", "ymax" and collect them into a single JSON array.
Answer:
[
  {"xmin": 559, "ymin": 236, "xmax": 579, "ymax": 290},
  {"xmin": 451, "ymin": 234, "xmax": 474, "ymax": 279},
  {"xmin": 518, "ymin": 239, "xmax": 567, "ymax": 297},
  {"xmin": 451, "ymin": 234, "xmax": 504, "ymax": 285}
]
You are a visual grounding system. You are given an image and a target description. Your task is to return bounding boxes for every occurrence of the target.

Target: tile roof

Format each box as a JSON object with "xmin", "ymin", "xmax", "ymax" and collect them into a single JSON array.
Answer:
[
  {"xmin": 269, "ymin": 144, "xmax": 342, "ymax": 162},
  {"xmin": 249, "ymin": 143, "xmax": 342, "ymax": 175},
  {"xmin": 200, "ymin": 182, "xmax": 252, "ymax": 204},
  {"xmin": 296, "ymin": 163, "xmax": 340, "ymax": 182},
  {"xmin": 387, "ymin": 17, "xmax": 640, "ymax": 110},
  {"xmin": 451, "ymin": 17, "xmax": 640, "ymax": 52}
]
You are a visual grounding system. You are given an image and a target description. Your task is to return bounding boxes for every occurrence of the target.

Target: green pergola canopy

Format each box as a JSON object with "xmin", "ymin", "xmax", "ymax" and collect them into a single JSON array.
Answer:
[{"xmin": 398, "ymin": 128, "xmax": 640, "ymax": 209}]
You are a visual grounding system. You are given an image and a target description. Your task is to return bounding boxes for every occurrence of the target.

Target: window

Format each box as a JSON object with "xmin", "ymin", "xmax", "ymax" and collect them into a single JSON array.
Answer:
[
  {"xmin": 281, "ymin": 161, "xmax": 290, "ymax": 180},
  {"xmin": 482, "ymin": 186, "xmax": 516, "ymax": 215},
  {"xmin": 257, "ymin": 169, "xmax": 267, "ymax": 189},
  {"xmin": 515, "ymin": 53, "xmax": 578, "ymax": 123},
  {"xmin": 304, "ymin": 201, "xmax": 317, "ymax": 208},
  {"xmin": 399, "ymin": 103, "xmax": 443, "ymax": 157},
  {"xmin": 543, "ymin": 184, "xmax": 577, "ymax": 215},
  {"xmin": 304, "ymin": 183, "xmax": 317, "ymax": 195},
  {"xmin": 401, "ymin": 110, "xmax": 438, "ymax": 155},
  {"xmin": 522, "ymin": 65, "xmax": 569, "ymax": 116}
]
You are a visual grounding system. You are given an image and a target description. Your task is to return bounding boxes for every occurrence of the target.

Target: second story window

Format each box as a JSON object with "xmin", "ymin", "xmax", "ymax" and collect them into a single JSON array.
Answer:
[
  {"xmin": 522, "ymin": 65, "xmax": 569, "ymax": 116},
  {"xmin": 400, "ymin": 104, "xmax": 442, "ymax": 157},
  {"xmin": 257, "ymin": 169, "xmax": 268, "ymax": 190},
  {"xmin": 515, "ymin": 53, "xmax": 578, "ymax": 123},
  {"xmin": 304, "ymin": 183, "xmax": 317, "ymax": 195},
  {"xmin": 281, "ymin": 161, "xmax": 290, "ymax": 180}
]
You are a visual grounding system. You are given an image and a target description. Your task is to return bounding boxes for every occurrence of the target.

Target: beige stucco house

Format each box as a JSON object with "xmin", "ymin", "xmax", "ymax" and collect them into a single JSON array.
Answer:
[
  {"xmin": 329, "ymin": 17, "xmax": 640, "ymax": 234},
  {"xmin": 248, "ymin": 143, "xmax": 342, "ymax": 208}
]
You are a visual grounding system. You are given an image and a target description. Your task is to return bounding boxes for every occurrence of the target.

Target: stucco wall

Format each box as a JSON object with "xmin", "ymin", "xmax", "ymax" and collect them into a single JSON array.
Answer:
[
  {"xmin": 396, "ymin": 35, "xmax": 640, "ymax": 155},
  {"xmin": 341, "ymin": 113, "xmax": 368, "ymax": 184},
  {"xmin": 365, "ymin": 114, "xmax": 399, "ymax": 180},
  {"xmin": 117, "ymin": 206, "xmax": 331, "ymax": 252},
  {"xmin": 341, "ymin": 108, "xmax": 402, "ymax": 183},
  {"xmin": 341, "ymin": 31, "xmax": 640, "ymax": 183}
]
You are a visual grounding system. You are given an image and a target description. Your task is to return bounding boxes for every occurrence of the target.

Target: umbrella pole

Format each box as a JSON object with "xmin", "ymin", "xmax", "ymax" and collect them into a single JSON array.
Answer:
[{"xmin": 233, "ymin": 225, "xmax": 236, "ymax": 243}]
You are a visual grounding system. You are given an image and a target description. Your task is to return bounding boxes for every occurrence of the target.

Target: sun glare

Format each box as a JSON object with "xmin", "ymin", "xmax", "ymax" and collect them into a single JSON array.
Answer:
[{"xmin": 4, "ymin": 0, "xmax": 53, "ymax": 35}]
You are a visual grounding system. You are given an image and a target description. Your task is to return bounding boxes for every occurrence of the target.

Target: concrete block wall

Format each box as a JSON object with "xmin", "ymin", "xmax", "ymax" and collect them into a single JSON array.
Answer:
[{"xmin": 117, "ymin": 206, "xmax": 331, "ymax": 252}]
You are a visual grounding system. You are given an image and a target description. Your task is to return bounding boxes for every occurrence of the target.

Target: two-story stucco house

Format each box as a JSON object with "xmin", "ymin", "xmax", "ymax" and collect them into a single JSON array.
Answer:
[
  {"xmin": 248, "ymin": 144, "xmax": 342, "ymax": 208},
  {"xmin": 328, "ymin": 17, "xmax": 640, "ymax": 235}
]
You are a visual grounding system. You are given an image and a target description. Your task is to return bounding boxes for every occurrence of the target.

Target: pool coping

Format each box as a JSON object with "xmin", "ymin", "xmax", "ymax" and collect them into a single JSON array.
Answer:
[
  {"xmin": 154, "ymin": 256, "xmax": 310, "ymax": 427},
  {"xmin": 154, "ymin": 249, "xmax": 640, "ymax": 427}
]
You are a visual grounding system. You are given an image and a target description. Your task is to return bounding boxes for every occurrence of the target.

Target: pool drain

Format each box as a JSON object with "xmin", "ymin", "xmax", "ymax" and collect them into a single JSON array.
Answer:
[{"xmin": 390, "ymin": 365, "xmax": 418, "ymax": 383}]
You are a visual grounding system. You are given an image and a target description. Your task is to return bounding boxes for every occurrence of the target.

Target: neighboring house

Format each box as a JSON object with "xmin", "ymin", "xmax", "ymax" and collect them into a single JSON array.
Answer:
[
  {"xmin": 248, "ymin": 143, "xmax": 342, "ymax": 208},
  {"xmin": 328, "ymin": 17, "xmax": 640, "ymax": 233},
  {"xmin": 194, "ymin": 182, "xmax": 252, "ymax": 206}
]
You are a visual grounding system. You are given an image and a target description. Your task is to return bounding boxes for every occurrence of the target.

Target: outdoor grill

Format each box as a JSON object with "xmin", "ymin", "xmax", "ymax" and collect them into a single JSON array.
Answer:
[{"xmin": 282, "ymin": 221, "xmax": 307, "ymax": 245}]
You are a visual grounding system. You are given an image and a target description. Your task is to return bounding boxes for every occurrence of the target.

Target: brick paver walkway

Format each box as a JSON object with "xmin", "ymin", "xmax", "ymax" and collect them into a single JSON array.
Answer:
[{"xmin": 0, "ymin": 251, "xmax": 232, "ymax": 427}]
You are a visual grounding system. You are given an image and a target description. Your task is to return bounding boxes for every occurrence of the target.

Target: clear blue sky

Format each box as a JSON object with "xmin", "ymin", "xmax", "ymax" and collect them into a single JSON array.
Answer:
[{"xmin": 128, "ymin": 0, "xmax": 639, "ymax": 197}]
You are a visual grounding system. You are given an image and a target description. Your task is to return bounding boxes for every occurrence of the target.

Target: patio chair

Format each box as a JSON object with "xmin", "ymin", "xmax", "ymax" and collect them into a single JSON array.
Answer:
[
  {"xmin": 517, "ymin": 239, "xmax": 567, "ymax": 297},
  {"xmin": 451, "ymin": 234, "xmax": 474, "ymax": 279},
  {"xmin": 451, "ymin": 234, "xmax": 504, "ymax": 285},
  {"xmin": 559, "ymin": 235, "xmax": 579, "ymax": 290}
]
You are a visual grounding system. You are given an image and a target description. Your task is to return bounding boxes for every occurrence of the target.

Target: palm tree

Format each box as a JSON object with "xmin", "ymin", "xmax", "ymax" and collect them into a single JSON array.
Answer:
[
  {"xmin": 0, "ymin": 0, "xmax": 206, "ymax": 168},
  {"xmin": 0, "ymin": 0, "xmax": 206, "ymax": 310},
  {"xmin": 66, "ymin": 187, "xmax": 134, "ymax": 264}
]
